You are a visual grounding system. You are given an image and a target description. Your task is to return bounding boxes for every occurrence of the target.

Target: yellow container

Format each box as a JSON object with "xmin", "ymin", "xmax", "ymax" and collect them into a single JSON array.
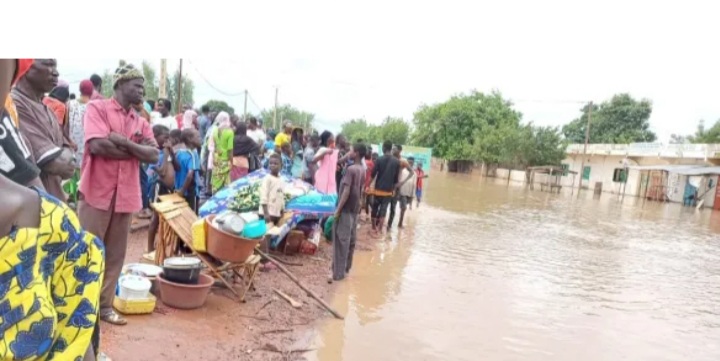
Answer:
[
  {"xmin": 192, "ymin": 218, "xmax": 207, "ymax": 252},
  {"xmin": 113, "ymin": 295, "xmax": 157, "ymax": 315}
]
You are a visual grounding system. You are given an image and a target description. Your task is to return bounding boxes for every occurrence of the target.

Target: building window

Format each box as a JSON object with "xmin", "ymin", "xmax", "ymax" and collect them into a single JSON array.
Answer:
[
  {"xmin": 582, "ymin": 166, "xmax": 591, "ymax": 180},
  {"xmin": 613, "ymin": 168, "xmax": 627, "ymax": 183},
  {"xmin": 561, "ymin": 164, "xmax": 569, "ymax": 176}
]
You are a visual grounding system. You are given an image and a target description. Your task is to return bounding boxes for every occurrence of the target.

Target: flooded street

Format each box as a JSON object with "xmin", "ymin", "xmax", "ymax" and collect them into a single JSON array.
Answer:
[{"xmin": 310, "ymin": 172, "xmax": 720, "ymax": 361}]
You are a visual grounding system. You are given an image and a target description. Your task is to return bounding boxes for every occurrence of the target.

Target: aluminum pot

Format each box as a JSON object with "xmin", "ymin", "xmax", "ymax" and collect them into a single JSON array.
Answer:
[{"xmin": 163, "ymin": 257, "xmax": 202, "ymax": 285}]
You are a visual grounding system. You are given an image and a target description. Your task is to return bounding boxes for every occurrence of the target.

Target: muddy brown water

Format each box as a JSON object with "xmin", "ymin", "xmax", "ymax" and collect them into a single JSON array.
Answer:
[{"xmin": 308, "ymin": 172, "xmax": 720, "ymax": 361}]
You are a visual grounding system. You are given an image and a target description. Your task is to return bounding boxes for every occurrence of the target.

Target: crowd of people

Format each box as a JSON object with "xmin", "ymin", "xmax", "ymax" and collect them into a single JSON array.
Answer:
[{"xmin": 0, "ymin": 58, "xmax": 429, "ymax": 360}]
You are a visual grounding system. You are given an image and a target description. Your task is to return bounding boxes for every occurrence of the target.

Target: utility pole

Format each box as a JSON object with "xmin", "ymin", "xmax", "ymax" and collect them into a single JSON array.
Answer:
[
  {"xmin": 577, "ymin": 101, "xmax": 593, "ymax": 191},
  {"xmin": 243, "ymin": 90, "xmax": 248, "ymax": 121},
  {"xmin": 159, "ymin": 59, "xmax": 167, "ymax": 98},
  {"xmin": 175, "ymin": 59, "xmax": 183, "ymax": 114},
  {"xmin": 273, "ymin": 86, "xmax": 279, "ymax": 130}
]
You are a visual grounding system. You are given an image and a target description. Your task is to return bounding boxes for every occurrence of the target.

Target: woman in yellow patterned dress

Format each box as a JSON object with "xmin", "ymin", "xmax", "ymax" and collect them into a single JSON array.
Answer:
[{"xmin": 0, "ymin": 173, "xmax": 104, "ymax": 360}]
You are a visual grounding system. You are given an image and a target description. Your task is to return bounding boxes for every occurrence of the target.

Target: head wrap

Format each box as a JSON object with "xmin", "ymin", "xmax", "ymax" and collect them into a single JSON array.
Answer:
[
  {"xmin": 113, "ymin": 60, "xmax": 144, "ymax": 88},
  {"xmin": 216, "ymin": 111, "xmax": 232, "ymax": 130},
  {"xmin": 49, "ymin": 86, "xmax": 70, "ymax": 103},
  {"xmin": 79, "ymin": 80, "xmax": 94, "ymax": 97},
  {"xmin": 13, "ymin": 59, "xmax": 33, "ymax": 85},
  {"xmin": 182, "ymin": 110, "xmax": 197, "ymax": 129}
]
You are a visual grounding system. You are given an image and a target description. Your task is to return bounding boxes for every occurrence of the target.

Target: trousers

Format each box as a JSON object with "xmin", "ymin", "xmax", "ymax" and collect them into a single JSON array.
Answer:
[{"xmin": 331, "ymin": 211, "xmax": 358, "ymax": 280}]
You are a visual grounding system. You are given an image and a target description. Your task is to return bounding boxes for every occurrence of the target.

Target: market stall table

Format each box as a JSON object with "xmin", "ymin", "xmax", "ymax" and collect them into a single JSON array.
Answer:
[{"xmin": 150, "ymin": 194, "xmax": 261, "ymax": 303}]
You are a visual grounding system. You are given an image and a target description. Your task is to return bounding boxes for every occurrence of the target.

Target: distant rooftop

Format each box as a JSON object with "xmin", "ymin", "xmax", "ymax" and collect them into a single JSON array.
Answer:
[{"xmin": 567, "ymin": 143, "xmax": 720, "ymax": 159}]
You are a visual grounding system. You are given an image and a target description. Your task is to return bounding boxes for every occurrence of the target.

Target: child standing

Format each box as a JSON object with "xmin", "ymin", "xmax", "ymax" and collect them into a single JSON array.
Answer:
[
  {"xmin": 331, "ymin": 143, "xmax": 367, "ymax": 282},
  {"xmin": 174, "ymin": 129, "xmax": 202, "ymax": 213},
  {"xmin": 280, "ymin": 142, "xmax": 293, "ymax": 177},
  {"xmin": 415, "ymin": 162, "xmax": 428, "ymax": 208},
  {"xmin": 259, "ymin": 153, "xmax": 285, "ymax": 225},
  {"xmin": 146, "ymin": 125, "xmax": 176, "ymax": 254},
  {"xmin": 362, "ymin": 146, "xmax": 375, "ymax": 222}
]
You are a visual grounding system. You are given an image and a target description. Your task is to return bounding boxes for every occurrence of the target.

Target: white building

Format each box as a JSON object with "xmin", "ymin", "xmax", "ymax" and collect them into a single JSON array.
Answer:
[{"xmin": 558, "ymin": 143, "xmax": 720, "ymax": 209}]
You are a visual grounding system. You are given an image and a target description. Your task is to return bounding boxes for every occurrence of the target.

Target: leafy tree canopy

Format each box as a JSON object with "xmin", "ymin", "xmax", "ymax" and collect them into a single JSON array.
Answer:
[
  {"xmin": 260, "ymin": 104, "xmax": 315, "ymax": 131},
  {"xmin": 562, "ymin": 93, "xmax": 656, "ymax": 144}
]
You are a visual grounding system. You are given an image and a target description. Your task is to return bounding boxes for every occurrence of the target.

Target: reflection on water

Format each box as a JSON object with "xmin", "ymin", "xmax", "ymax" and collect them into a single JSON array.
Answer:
[{"xmin": 309, "ymin": 172, "xmax": 720, "ymax": 361}]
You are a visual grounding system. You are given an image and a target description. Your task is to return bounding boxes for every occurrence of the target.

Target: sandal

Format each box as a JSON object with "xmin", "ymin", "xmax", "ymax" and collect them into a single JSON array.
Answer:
[
  {"xmin": 100, "ymin": 310, "xmax": 127, "ymax": 326},
  {"xmin": 137, "ymin": 209, "xmax": 152, "ymax": 220},
  {"xmin": 142, "ymin": 251, "xmax": 156, "ymax": 262}
]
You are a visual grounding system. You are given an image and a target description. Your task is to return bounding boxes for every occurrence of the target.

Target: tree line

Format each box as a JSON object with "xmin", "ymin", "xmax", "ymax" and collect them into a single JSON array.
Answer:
[
  {"xmin": 339, "ymin": 91, "xmax": 656, "ymax": 170},
  {"xmin": 671, "ymin": 120, "xmax": 720, "ymax": 144}
]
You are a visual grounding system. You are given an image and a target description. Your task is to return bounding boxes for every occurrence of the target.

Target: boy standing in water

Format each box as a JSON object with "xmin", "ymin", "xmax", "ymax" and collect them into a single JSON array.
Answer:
[
  {"xmin": 331, "ymin": 143, "xmax": 366, "ymax": 282},
  {"xmin": 260, "ymin": 153, "xmax": 285, "ymax": 225},
  {"xmin": 415, "ymin": 161, "xmax": 428, "ymax": 208},
  {"xmin": 362, "ymin": 146, "xmax": 375, "ymax": 222},
  {"xmin": 370, "ymin": 141, "xmax": 400, "ymax": 235}
]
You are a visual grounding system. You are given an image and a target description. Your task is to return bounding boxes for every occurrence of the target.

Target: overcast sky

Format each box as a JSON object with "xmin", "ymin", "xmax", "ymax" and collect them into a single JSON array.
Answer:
[{"xmin": 56, "ymin": 0, "xmax": 719, "ymax": 142}]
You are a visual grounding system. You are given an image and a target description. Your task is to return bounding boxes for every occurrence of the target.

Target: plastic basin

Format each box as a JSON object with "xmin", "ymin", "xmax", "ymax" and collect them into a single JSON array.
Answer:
[
  {"xmin": 206, "ymin": 215, "xmax": 261, "ymax": 263},
  {"xmin": 157, "ymin": 272, "xmax": 214, "ymax": 310},
  {"xmin": 242, "ymin": 219, "xmax": 267, "ymax": 239}
]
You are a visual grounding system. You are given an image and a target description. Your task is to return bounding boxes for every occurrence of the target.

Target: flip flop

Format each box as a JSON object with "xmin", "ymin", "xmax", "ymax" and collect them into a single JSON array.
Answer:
[
  {"xmin": 142, "ymin": 251, "xmax": 156, "ymax": 262},
  {"xmin": 100, "ymin": 310, "xmax": 127, "ymax": 326}
]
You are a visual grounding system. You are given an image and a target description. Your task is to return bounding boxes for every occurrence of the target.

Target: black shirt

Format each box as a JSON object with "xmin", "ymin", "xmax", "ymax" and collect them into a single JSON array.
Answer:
[
  {"xmin": 0, "ymin": 108, "xmax": 40, "ymax": 185},
  {"xmin": 372, "ymin": 154, "xmax": 400, "ymax": 193}
]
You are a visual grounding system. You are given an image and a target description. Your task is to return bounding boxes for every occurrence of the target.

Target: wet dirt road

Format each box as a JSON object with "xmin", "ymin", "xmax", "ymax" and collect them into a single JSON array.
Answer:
[{"xmin": 309, "ymin": 172, "xmax": 720, "ymax": 360}]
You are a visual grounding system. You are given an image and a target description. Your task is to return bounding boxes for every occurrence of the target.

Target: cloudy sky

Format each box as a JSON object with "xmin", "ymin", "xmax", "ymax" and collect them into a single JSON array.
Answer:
[{"xmin": 56, "ymin": 0, "xmax": 719, "ymax": 142}]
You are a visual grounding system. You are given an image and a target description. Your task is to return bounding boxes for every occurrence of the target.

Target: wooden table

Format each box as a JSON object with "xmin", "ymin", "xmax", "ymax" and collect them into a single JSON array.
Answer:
[{"xmin": 150, "ymin": 196, "xmax": 261, "ymax": 302}]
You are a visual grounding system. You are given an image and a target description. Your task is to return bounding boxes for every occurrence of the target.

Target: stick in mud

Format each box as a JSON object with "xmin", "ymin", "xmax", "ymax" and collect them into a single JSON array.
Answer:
[
  {"xmin": 256, "ymin": 249, "xmax": 344, "ymax": 320},
  {"xmin": 268, "ymin": 254, "xmax": 303, "ymax": 267},
  {"xmin": 260, "ymin": 328, "xmax": 292, "ymax": 335},
  {"xmin": 255, "ymin": 300, "xmax": 273, "ymax": 315}
]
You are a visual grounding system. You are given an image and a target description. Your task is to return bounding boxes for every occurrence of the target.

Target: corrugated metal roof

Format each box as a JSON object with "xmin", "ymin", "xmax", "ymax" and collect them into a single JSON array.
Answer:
[
  {"xmin": 628, "ymin": 165, "xmax": 701, "ymax": 172},
  {"xmin": 674, "ymin": 166, "xmax": 720, "ymax": 176}
]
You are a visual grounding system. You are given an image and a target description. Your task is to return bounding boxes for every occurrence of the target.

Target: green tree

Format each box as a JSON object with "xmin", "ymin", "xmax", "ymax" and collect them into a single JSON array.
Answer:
[
  {"xmin": 669, "ymin": 133, "xmax": 689, "ymax": 144},
  {"xmin": 412, "ymin": 90, "xmax": 522, "ymax": 162},
  {"xmin": 523, "ymin": 125, "xmax": 567, "ymax": 167},
  {"xmin": 101, "ymin": 71, "xmax": 114, "ymax": 98},
  {"xmin": 687, "ymin": 119, "xmax": 720, "ymax": 143},
  {"xmin": 141, "ymin": 61, "xmax": 159, "ymax": 101},
  {"xmin": 341, "ymin": 118, "xmax": 377, "ymax": 143},
  {"xmin": 260, "ymin": 104, "xmax": 314, "ymax": 131},
  {"xmin": 411, "ymin": 90, "xmax": 564, "ymax": 169},
  {"xmin": 378, "ymin": 117, "xmax": 410, "ymax": 145},
  {"xmin": 339, "ymin": 117, "xmax": 411, "ymax": 145},
  {"xmin": 562, "ymin": 94, "xmax": 656, "ymax": 144},
  {"xmin": 204, "ymin": 99, "xmax": 235, "ymax": 115},
  {"xmin": 166, "ymin": 69, "xmax": 194, "ymax": 109}
]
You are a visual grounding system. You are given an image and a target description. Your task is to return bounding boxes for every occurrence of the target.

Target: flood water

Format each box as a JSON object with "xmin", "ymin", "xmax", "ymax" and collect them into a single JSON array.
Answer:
[{"xmin": 309, "ymin": 171, "xmax": 720, "ymax": 361}]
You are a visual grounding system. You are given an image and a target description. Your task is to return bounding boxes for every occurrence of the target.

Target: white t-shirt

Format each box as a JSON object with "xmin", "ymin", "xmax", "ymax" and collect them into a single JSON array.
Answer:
[
  {"xmin": 247, "ymin": 128, "xmax": 266, "ymax": 146},
  {"xmin": 152, "ymin": 115, "xmax": 178, "ymax": 130}
]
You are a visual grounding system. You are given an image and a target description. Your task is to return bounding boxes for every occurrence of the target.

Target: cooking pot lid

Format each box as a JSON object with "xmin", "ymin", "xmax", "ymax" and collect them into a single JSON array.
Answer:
[
  {"xmin": 164, "ymin": 257, "xmax": 201, "ymax": 267},
  {"xmin": 124, "ymin": 263, "xmax": 162, "ymax": 277}
]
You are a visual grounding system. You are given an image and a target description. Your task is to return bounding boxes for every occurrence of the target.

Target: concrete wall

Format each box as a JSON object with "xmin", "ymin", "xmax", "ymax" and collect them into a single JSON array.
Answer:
[
  {"xmin": 702, "ymin": 176, "xmax": 719, "ymax": 208},
  {"xmin": 560, "ymin": 154, "xmax": 634, "ymax": 194}
]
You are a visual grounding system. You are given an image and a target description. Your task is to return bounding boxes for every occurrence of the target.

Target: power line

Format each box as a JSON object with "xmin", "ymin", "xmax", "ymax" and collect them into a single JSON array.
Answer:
[
  {"xmin": 186, "ymin": 60, "xmax": 247, "ymax": 97},
  {"xmin": 247, "ymin": 93, "xmax": 263, "ymax": 111}
]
